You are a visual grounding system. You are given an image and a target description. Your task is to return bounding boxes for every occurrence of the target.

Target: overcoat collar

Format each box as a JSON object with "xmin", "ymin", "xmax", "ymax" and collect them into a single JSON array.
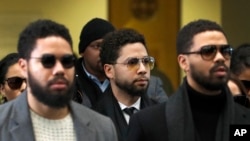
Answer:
[{"xmin": 165, "ymin": 78, "xmax": 235, "ymax": 141}]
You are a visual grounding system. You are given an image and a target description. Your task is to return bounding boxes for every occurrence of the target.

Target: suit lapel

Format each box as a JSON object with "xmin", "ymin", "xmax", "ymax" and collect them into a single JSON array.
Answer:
[
  {"xmin": 73, "ymin": 119, "xmax": 97, "ymax": 141},
  {"xmin": 70, "ymin": 102, "xmax": 98, "ymax": 141},
  {"xmin": 9, "ymin": 92, "xmax": 36, "ymax": 141},
  {"xmin": 165, "ymin": 80, "xmax": 196, "ymax": 141},
  {"xmin": 108, "ymin": 92, "xmax": 128, "ymax": 141}
]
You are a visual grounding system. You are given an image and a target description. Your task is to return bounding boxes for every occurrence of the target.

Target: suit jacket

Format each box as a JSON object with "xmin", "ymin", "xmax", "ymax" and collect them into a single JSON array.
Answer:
[
  {"xmin": 94, "ymin": 86, "xmax": 158, "ymax": 141},
  {"xmin": 147, "ymin": 75, "xmax": 168, "ymax": 103},
  {"xmin": 0, "ymin": 91, "xmax": 118, "ymax": 141},
  {"xmin": 127, "ymin": 78, "xmax": 250, "ymax": 141}
]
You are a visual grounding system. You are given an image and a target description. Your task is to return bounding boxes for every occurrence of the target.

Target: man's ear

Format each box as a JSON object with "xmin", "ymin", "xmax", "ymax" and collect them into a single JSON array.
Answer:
[
  {"xmin": 178, "ymin": 54, "xmax": 189, "ymax": 73},
  {"xmin": 0, "ymin": 84, "xmax": 5, "ymax": 97},
  {"xmin": 18, "ymin": 58, "xmax": 28, "ymax": 78},
  {"xmin": 103, "ymin": 64, "xmax": 114, "ymax": 79}
]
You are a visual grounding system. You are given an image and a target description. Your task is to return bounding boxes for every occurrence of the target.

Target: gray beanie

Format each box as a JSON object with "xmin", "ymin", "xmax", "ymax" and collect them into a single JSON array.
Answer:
[{"xmin": 78, "ymin": 18, "xmax": 115, "ymax": 53}]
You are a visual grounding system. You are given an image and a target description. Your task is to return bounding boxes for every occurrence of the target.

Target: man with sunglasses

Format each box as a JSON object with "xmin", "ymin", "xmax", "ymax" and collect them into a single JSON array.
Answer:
[
  {"xmin": 127, "ymin": 19, "xmax": 250, "ymax": 141},
  {"xmin": 94, "ymin": 28, "xmax": 158, "ymax": 141},
  {"xmin": 230, "ymin": 43, "xmax": 250, "ymax": 107},
  {"xmin": 0, "ymin": 19, "xmax": 117, "ymax": 141}
]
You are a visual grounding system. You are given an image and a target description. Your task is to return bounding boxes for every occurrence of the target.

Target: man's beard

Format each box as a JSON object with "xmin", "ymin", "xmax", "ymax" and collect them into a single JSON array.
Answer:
[
  {"xmin": 28, "ymin": 71, "xmax": 74, "ymax": 108},
  {"xmin": 190, "ymin": 62, "xmax": 229, "ymax": 91},
  {"xmin": 115, "ymin": 78, "xmax": 148, "ymax": 97}
]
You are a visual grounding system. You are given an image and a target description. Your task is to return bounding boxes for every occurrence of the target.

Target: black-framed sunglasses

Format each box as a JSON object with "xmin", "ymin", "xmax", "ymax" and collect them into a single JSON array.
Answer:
[
  {"xmin": 5, "ymin": 77, "xmax": 26, "ymax": 90},
  {"xmin": 30, "ymin": 54, "xmax": 75, "ymax": 69},
  {"xmin": 113, "ymin": 56, "xmax": 155, "ymax": 70},
  {"xmin": 241, "ymin": 80, "xmax": 250, "ymax": 91},
  {"xmin": 182, "ymin": 45, "xmax": 233, "ymax": 60}
]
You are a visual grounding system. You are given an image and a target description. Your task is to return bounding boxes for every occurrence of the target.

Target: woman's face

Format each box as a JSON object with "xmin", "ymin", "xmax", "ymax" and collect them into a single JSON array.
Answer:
[{"xmin": 0, "ymin": 63, "xmax": 26, "ymax": 101}]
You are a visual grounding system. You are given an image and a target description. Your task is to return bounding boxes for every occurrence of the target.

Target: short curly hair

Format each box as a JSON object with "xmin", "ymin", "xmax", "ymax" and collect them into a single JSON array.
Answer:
[
  {"xmin": 100, "ymin": 28, "xmax": 147, "ymax": 66},
  {"xmin": 230, "ymin": 43, "xmax": 250, "ymax": 76},
  {"xmin": 17, "ymin": 19, "xmax": 73, "ymax": 59},
  {"xmin": 176, "ymin": 19, "xmax": 227, "ymax": 55}
]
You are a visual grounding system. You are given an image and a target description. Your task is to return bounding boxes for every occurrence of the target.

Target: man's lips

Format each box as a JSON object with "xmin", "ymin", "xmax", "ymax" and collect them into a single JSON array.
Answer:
[
  {"xmin": 213, "ymin": 66, "xmax": 227, "ymax": 76},
  {"xmin": 135, "ymin": 78, "xmax": 149, "ymax": 85},
  {"xmin": 50, "ymin": 80, "xmax": 67, "ymax": 90}
]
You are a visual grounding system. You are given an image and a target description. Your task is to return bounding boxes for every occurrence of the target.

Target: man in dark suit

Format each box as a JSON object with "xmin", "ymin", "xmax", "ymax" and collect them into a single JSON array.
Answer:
[
  {"xmin": 94, "ymin": 28, "xmax": 158, "ymax": 141},
  {"xmin": 127, "ymin": 19, "xmax": 250, "ymax": 141}
]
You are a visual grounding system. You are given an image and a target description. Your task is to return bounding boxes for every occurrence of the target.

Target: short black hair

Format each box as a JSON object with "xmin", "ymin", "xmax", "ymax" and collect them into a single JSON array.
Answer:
[
  {"xmin": 17, "ymin": 19, "xmax": 73, "ymax": 59},
  {"xmin": 230, "ymin": 43, "xmax": 250, "ymax": 76},
  {"xmin": 100, "ymin": 28, "xmax": 147, "ymax": 66},
  {"xmin": 0, "ymin": 53, "xmax": 20, "ymax": 84},
  {"xmin": 176, "ymin": 19, "xmax": 226, "ymax": 55}
]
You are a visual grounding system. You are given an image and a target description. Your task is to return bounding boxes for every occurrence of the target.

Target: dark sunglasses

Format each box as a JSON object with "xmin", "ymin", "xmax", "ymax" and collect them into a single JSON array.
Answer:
[
  {"xmin": 241, "ymin": 80, "xmax": 250, "ymax": 91},
  {"xmin": 5, "ymin": 77, "xmax": 26, "ymax": 90},
  {"xmin": 234, "ymin": 95, "xmax": 250, "ymax": 108},
  {"xmin": 30, "ymin": 54, "xmax": 75, "ymax": 69},
  {"xmin": 182, "ymin": 45, "xmax": 233, "ymax": 60},
  {"xmin": 113, "ymin": 56, "xmax": 155, "ymax": 70}
]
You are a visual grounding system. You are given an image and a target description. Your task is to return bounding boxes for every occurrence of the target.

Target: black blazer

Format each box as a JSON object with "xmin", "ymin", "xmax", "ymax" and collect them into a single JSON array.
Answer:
[
  {"xmin": 127, "ymin": 78, "xmax": 250, "ymax": 141},
  {"xmin": 94, "ymin": 86, "xmax": 157, "ymax": 141},
  {"xmin": 128, "ymin": 103, "xmax": 167, "ymax": 141}
]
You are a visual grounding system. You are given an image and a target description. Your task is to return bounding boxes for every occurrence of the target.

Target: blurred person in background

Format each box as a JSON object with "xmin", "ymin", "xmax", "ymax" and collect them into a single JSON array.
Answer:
[
  {"xmin": 73, "ymin": 18, "xmax": 116, "ymax": 107},
  {"xmin": 230, "ymin": 43, "xmax": 250, "ymax": 95},
  {"xmin": 230, "ymin": 43, "xmax": 250, "ymax": 108},
  {"xmin": 0, "ymin": 53, "xmax": 26, "ymax": 104},
  {"xmin": 228, "ymin": 73, "xmax": 250, "ymax": 108}
]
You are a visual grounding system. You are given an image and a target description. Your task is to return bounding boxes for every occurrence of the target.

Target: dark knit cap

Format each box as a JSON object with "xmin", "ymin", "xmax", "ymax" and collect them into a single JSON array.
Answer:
[{"xmin": 78, "ymin": 18, "xmax": 115, "ymax": 53}]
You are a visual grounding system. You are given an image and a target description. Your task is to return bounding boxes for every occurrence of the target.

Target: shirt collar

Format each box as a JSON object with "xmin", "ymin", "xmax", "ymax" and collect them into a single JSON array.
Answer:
[{"xmin": 119, "ymin": 97, "xmax": 141, "ymax": 111}]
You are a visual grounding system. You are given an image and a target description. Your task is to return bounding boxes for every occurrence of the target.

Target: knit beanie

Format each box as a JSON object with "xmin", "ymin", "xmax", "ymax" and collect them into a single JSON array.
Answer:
[{"xmin": 78, "ymin": 18, "xmax": 115, "ymax": 53}]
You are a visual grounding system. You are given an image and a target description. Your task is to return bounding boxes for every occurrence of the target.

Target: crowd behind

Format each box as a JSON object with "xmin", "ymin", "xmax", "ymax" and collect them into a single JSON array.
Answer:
[{"xmin": 0, "ymin": 18, "xmax": 250, "ymax": 141}]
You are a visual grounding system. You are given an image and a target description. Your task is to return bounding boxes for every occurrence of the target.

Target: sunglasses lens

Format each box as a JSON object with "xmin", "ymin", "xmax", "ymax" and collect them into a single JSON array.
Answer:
[
  {"xmin": 126, "ymin": 57, "xmax": 155, "ymax": 70},
  {"xmin": 241, "ymin": 80, "xmax": 250, "ymax": 91},
  {"xmin": 220, "ymin": 45, "xmax": 232, "ymax": 59},
  {"xmin": 127, "ymin": 58, "xmax": 140, "ymax": 69},
  {"xmin": 41, "ymin": 54, "xmax": 56, "ymax": 68},
  {"xmin": 142, "ymin": 57, "xmax": 155, "ymax": 70},
  {"xmin": 200, "ymin": 45, "xmax": 217, "ymax": 60},
  {"xmin": 61, "ymin": 55, "xmax": 75, "ymax": 68},
  {"xmin": 6, "ymin": 77, "xmax": 24, "ymax": 90}
]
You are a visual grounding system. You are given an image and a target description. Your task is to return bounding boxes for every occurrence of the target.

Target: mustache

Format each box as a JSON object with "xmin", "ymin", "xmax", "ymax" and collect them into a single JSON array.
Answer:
[
  {"xmin": 134, "ymin": 76, "xmax": 149, "ymax": 82},
  {"xmin": 210, "ymin": 62, "xmax": 229, "ymax": 73},
  {"xmin": 48, "ymin": 76, "xmax": 69, "ymax": 85}
]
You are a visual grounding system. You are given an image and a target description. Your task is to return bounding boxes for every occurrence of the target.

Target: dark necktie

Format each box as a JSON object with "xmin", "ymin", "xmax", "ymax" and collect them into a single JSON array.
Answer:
[{"xmin": 123, "ymin": 107, "xmax": 137, "ymax": 116}]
